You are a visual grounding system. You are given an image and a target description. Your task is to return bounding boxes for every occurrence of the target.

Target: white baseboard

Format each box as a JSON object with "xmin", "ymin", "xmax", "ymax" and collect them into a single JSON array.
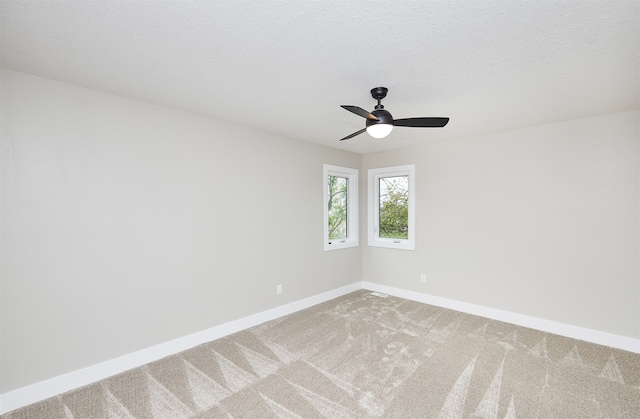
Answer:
[
  {"xmin": 0, "ymin": 282, "xmax": 362, "ymax": 414},
  {"xmin": 3, "ymin": 280, "xmax": 638, "ymax": 414},
  {"xmin": 362, "ymin": 282, "xmax": 640, "ymax": 354}
]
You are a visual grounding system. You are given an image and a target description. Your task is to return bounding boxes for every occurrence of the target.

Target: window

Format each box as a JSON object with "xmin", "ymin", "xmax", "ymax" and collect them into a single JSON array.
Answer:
[
  {"xmin": 324, "ymin": 164, "xmax": 358, "ymax": 251},
  {"xmin": 368, "ymin": 165, "xmax": 415, "ymax": 250}
]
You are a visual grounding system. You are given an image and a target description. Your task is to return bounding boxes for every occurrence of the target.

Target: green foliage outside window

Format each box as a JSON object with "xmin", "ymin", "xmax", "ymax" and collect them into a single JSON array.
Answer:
[
  {"xmin": 328, "ymin": 176, "xmax": 348, "ymax": 240},
  {"xmin": 379, "ymin": 176, "xmax": 409, "ymax": 239}
]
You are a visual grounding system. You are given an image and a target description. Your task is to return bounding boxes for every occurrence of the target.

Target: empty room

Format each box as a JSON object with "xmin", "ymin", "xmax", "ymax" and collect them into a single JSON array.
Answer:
[{"xmin": 1, "ymin": 0, "xmax": 638, "ymax": 417}]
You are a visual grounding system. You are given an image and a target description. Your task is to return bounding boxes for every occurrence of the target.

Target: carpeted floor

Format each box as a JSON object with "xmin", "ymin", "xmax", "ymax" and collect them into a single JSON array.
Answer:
[{"xmin": 3, "ymin": 290, "xmax": 639, "ymax": 418}]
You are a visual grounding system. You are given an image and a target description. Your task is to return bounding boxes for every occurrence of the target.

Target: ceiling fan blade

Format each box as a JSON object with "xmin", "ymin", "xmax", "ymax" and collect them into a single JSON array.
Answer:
[
  {"xmin": 393, "ymin": 117, "xmax": 449, "ymax": 128},
  {"xmin": 339, "ymin": 128, "xmax": 366, "ymax": 141},
  {"xmin": 341, "ymin": 105, "xmax": 379, "ymax": 121}
]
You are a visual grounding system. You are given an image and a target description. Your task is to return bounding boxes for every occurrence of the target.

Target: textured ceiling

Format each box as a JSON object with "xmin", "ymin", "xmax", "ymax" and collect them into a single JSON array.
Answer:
[{"xmin": 1, "ymin": 0, "xmax": 638, "ymax": 154}]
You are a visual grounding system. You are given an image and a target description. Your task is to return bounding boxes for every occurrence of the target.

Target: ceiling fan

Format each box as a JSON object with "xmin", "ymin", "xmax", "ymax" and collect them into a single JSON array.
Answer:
[{"xmin": 340, "ymin": 87, "xmax": 449, "ymax": 141}]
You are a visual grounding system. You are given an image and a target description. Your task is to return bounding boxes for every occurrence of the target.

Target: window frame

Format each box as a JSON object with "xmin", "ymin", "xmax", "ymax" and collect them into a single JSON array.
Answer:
[
  {"xmin": 324, "ymin": 164, "xmax": 359, "ymax": 251},
  {"xmin": 368, "ymin": 164, "xmax": 416, "ymax": 250}
]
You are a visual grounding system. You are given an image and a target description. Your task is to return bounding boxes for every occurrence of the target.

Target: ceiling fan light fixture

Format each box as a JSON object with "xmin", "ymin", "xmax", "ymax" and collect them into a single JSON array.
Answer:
[
  {"xmin": 365, "ymin": 108, "xmax": 394, "ymax": 139},
  {"xmin": 366, "ymin": 123, "xmax": 394, "ymax": 138}
]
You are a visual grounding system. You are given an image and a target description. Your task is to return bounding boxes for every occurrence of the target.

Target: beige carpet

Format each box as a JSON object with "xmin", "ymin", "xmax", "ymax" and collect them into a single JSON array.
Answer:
[{"xmin": 4, "ymin": 290, "xmax": 639, "ymax": 418}]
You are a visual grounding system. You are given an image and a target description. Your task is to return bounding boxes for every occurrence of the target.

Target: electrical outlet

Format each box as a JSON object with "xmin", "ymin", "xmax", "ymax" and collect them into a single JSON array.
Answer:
[
  {"xmin": 277, "ymin": 284, "xmax": 283, "ymax": 294},
  {"xmin": 420, "ymin": 274, "xmax": 427, "ymax": 283}
]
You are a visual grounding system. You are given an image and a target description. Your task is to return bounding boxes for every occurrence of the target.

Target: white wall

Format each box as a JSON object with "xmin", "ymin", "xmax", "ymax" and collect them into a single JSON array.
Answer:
[
  {"xmin": 362, "ymin": 110, "xmax": 639, "ymax": 339},
  {"xmin": 0, "ymin": 70, "xmax": 361, "ymax": 393},
  {"xmin": 2, "ymin": 68, "xmax": 638, "ymax": 399}
]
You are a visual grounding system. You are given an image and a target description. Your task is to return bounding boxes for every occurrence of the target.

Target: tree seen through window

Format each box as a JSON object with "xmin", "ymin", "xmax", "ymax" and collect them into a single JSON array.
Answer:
[
  {"xmin": 378, "ymin": 175, "xmax": 409, "ymax": 239},
  {"xmin": 327, "ymin": 175, "xmax": 348, "ymax": 240}
]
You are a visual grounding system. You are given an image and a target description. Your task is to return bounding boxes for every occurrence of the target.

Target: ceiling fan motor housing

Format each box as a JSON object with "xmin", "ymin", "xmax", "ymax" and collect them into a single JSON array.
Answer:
[{"xmin": 366, "ymin": 109, "xmax": 393, "ymax": 128}]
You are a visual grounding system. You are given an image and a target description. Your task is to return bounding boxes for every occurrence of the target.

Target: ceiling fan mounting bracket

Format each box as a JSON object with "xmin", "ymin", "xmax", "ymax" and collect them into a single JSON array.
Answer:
[
  {"xmin": 370, "ymin": 87, "xmax": 388, "ymax": 100},
  {"xmin": 371, "ymin": 87, "xmax": 388, "ymax": 110}
]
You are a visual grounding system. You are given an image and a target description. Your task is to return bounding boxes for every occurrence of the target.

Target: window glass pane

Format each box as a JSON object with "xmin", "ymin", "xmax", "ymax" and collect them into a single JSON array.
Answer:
[
  {"xmin": 328, "ymin": 176, "xmax": 348, "ymax": 240},
  {"xmin": 378, "ymin": 175, "xmax": 409, "ymax": 239}
]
